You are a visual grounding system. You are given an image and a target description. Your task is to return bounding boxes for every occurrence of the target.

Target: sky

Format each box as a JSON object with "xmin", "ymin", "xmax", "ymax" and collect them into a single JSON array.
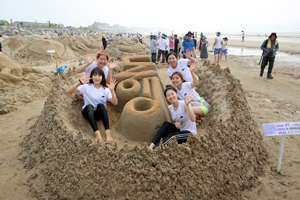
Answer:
[{"xmin": 1, "ymin": 0, "xmax": 300, "ymax": 33}]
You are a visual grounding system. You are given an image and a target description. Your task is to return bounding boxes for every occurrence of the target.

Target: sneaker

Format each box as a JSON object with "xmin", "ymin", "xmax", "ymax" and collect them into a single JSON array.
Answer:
[
  {"xmin": 260, "ymin": 72, "xmax": 263, "ymax": 77},
  {"xmin": 196, "ymin": 119, "xmax": 202, "ymax": 125},
  {"xmin": 267, "ymin": 75, "xmax": 273, "ymax": 79}
]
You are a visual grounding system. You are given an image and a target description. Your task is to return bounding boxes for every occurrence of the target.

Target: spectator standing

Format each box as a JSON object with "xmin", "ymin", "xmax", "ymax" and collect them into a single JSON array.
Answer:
[
  {"xmin": 174, "ymin": 35, "xmax": 179, "ymax": 55},
  {"xmin": 150, "ymin": 35, "xmax": 158, "ymax": 63},
  {"xmin": 212, "ymin": 32, "xmax": 222, "ymax": 64}
]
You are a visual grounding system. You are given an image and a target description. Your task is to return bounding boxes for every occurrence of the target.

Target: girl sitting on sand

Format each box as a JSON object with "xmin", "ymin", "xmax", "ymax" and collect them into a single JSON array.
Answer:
[
  {"xmin": 75, "ymin": 50, "xmax": 118, "ymax": 84},
  {"xmin": 167, "ymin": 50, "xmax": 198, "ymax": 82},
  {"xmin": 67, "ymin": 67, "xmax": 118, "ymax": 144},
  {"xmin": 170, "ymin": 63, "xmax": 210, "ymax": 124},
  {"xmin": 149, "ymin": 86, "xmax": 196, "ymax": 149}
]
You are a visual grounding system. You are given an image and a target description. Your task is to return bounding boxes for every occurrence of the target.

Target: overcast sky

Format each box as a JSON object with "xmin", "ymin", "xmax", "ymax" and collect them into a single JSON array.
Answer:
[{"xmin": 1, "ymin": 0, "xmax": 300, "ymax": 33}]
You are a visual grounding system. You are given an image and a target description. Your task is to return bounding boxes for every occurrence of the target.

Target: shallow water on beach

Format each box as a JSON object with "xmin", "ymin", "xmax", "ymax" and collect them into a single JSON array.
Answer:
[{"xmin": 208, "ymin": 47, "xmax": 300, "ymax": 65}]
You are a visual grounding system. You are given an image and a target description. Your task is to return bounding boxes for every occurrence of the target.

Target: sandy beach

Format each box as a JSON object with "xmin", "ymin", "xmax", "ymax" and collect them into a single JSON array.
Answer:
[{"xmin": 0, "ymin": 33, "xmax": 300, "ymax": 199}]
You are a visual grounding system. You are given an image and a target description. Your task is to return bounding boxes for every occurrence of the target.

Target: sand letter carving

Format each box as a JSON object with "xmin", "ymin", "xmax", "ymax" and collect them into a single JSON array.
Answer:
[{"xmin": 114, "ymin": 55, "xmax": 170, "ymax": 142}]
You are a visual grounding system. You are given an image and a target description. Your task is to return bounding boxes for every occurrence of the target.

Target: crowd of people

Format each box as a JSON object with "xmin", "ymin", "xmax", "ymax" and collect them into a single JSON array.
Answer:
[{"xmin": 150, "ymin": 31, "xmax": 230, "ymax": 64}]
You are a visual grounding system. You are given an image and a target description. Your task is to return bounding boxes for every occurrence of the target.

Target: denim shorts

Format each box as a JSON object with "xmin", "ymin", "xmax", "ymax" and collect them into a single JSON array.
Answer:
[
  {"xmin": 214, "ymin": 48, "xmax": 222, "ymax": 55},
  {"xmin": 222, "ymin": 49, "xmax": 228, "ymax": 54}
]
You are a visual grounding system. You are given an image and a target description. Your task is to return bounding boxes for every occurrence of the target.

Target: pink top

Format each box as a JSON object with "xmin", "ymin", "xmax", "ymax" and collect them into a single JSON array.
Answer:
[{"xmin": 169, "ymin": 39, "xmax": 174, "ymax": 49}]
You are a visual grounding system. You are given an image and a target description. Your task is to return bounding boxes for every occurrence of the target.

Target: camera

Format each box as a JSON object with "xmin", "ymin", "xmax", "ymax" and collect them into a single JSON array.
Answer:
[{"xmin": 267, "ymin": 49, "xmax": 273, "ymax": 56}]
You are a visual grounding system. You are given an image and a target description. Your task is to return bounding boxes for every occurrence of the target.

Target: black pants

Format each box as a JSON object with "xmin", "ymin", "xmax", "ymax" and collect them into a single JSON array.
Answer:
[
  {"xmin": 261, "ymin": 56, "xmax": 275, "ymax": 76},
  {"xmin": 82, "ymin": 104, "xmax": 109, "ymax": 132},
  {"xmin": 152, "ymin": 122, "xmax": 191, "ymax": 149},
  {"xmin": 164, "ymin": 50, "xmax": 168, "ymax": 62},
  {"xmin": 151, "ymin": 53, "xmax": 157, "ymax": 63},
  {"xmin": 103, "ymin": 44, "xmax": 107, "ymax": 50},
  {"xmin": 157, "ymin": 49, "xmax": 165, "ymax": 63},
  {"xmin": 170, "ymin": 49, "xmax": 174, "ymax": 52}
]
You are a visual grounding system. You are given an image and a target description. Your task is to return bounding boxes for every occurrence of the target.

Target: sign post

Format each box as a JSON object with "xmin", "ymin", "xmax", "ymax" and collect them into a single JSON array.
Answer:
[
  {"xmin": 262, "ymin": 122, "xmax": 300, "ymax": 173},
  {"xmin": 47, "ymin": 50, "xmax": 56, "ymax": 60}
]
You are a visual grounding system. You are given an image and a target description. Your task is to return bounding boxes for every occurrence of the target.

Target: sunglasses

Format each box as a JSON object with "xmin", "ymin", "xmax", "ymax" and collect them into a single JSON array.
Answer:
[{"xmin": 187, "ymin": 35, "xmax": 192, "ymax": 37}]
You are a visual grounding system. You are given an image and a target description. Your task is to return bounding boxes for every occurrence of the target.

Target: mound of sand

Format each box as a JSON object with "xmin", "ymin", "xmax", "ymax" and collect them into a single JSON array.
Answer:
[
  {"xmin": 105, "ymin": 37, "xmax": 150, "ymax": 59},
  {"xmin": 0, "ymin": 53, "xmax": 53, "ymax": 110},
  {"xmin": 1, "ymin": 38, "xmax": 24, "ymax": 54},
  {"xmin": 11, "ymin": 39, "xmax": 76, "ymax": 64},
  {"xmin": 59, "ymin": 33, "xmax": 89, "ymax": 55},
  {"xmin": 0, "ymin": 53, "xmax": 23, "ymax": 83},
  {"xmin": 74, "ymin": 35, "xmax": 100, "ymax": 50},
  {"xmin": 20, "ymin": 61, "xmax": 268, "ymax": 199}
]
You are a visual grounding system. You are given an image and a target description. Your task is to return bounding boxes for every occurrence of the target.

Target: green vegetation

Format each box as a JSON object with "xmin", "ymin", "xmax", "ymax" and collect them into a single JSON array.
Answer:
[{"xmin": 0, "ymin": 20, "xmax": 9, "ymax": 25}]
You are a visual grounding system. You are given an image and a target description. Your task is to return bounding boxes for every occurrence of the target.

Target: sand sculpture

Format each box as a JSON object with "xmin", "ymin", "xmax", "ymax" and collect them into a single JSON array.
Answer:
[
  {"xmin": 114, "ymin": 55, "xmax": 170, "ymax": 141},
  {"xmin": 12, "ymin": 39, "xmax": 76, "ymax": 64},
  {"xmin": 20, "ymin": 59, "xmax": 268, "ymax": 199},
  {"xmin": 105, "ymin": 37, "xmax": 150, "ymax": 60}
]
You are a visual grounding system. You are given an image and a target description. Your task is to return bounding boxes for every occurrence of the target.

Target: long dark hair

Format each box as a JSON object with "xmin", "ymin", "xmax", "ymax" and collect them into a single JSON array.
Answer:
[
  {"xmin": 89, "ymin": 67, "xmax": 107, "ymax": 88},
  {"xmin": 164, "ymin": 85, "xmax": 177, "ymax": 97}
]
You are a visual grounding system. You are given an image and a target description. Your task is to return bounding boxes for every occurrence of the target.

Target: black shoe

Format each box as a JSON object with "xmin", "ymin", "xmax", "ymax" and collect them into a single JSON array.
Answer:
[
  {"xmin": 267, "ymin": 75, "xmax": 273, "ymax": 79},
  {"xmin": 260, "ymin": 72, "xmax": 263, "ymax": 77}
]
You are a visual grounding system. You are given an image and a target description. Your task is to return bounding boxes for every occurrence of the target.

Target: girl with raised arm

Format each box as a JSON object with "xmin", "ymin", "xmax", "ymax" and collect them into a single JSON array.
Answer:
[
  {"xmin": 149, "ymin": 86, "xmax": 196, "ymax": 149},
  {"xmin": 67, "ymin": 67, "xmax": 118, "ymax": 144},
  {"xmin": 170, "ymin": 63, "xmax": 210, "ymax": 124}
]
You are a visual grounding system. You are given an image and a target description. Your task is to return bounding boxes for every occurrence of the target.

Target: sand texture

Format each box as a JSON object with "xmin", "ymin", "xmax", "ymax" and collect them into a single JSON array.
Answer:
[{"xmin": 19, "ymin": 58, "xmax": 268, "ymax": 199}]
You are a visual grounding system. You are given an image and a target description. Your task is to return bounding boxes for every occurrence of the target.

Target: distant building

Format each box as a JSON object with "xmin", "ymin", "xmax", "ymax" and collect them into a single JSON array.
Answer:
[
  {"xmin": 14, "ymin": 21, "xmax": 64, "ymax": 27},
  {"xmin": 92, "ymin": 22, "xmax": 110, "ymax": 29}
]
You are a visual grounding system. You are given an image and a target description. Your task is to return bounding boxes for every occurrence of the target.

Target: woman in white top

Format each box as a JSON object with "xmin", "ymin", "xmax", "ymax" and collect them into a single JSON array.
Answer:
[
  {"xmin": 75, "ymin": 50, "xmax": 119, "ymax": 84},
  {"xmin": 221, "ymin": 37, "xmax": 228, "ymax": 61},
  {"xmin": 149, "ymin": 86, "xmax": 196, "ymax": 150},
  {"xmin": 170, "ymin": 63, "xmax": 210, "ymax": 124},
  {"xmin": 166, "ymin": 50, "xmax": 198, "ymax": 82},
  {"xmin": 67, "ymin": 67, "xmax": 118, "ymax": 144}
]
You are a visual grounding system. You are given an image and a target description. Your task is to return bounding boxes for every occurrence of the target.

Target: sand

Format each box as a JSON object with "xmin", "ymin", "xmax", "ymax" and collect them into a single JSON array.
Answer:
[{"xmin": 0, "ymin": 35, "xmax": 299, "ymax": 199}]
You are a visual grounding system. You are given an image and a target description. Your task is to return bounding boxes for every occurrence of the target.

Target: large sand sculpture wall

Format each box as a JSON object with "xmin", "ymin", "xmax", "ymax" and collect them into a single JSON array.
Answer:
[
  {"xmin": 114, "ymin": 55, "xmax": 170, "ymax": 141},
  {"xmin": 20, "ymin": 61, "xmax": 268, "ymax": 199}
]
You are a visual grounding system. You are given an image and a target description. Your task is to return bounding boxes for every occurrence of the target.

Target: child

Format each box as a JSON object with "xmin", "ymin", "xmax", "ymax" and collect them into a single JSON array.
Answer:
[
  {"xmin": 200, "ymin": 36, "xmax": 208, "ymax": 60},
  {"xmin": 221, "ymin": 37, "xmax": 228, "ymax": 61}
]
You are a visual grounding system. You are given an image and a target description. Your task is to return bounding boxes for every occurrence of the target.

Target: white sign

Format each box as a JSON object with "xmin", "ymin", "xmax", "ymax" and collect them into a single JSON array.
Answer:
[
  {"xmin": 47, "ymin": 50, "xmax": 56, "ymax": 60},
  {"xmin": 263, "ymin": 122, "xmax": 300, "ymax": 136},
  {"xmin": 262, "ymin": 121, "xmax": 300, "ymax": 173}
]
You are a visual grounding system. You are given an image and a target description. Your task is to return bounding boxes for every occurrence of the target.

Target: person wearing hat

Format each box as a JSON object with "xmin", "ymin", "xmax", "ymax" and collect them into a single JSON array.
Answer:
[
  {"xmin": 179, "ymin": 31, "xmax": 196, "ymax": 58},
  {"xmin": 260, "ymin": 33, "xmax": 279, "ymax": 79},
  {"xmin": 212, "ymin": 31, "xmax": 222, "ymax": 64},
  {"xmin": 150, "ymin": 35, "xmax": 158, "ymax": 63},
  {"xmin": 221, "ymin": 37, "xmax": 228, "ymax": 61},
  {"xmin": 157, "ymin": 33, "xmax": 168, "ymax": 63},
  {"xmin": 0, "ymin": 34, "xmax": 2, "ymax": 53}
]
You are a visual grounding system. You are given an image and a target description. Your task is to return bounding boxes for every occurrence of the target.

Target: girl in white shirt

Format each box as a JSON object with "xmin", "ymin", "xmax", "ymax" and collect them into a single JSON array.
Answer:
[
  {"xmin": 170, "ymin": 63, "xmax": 210, "ymax": 124},
  {"xmin": 166, "ymin": 50, "xmax": 198, "ymax": 82},
  {"xmin": 67, "ymin": 67, "xmax": 118, "ymax": 144},
  {"xmin": 149, "ymin": 86, "xmax": 196, "ymax": 150}
]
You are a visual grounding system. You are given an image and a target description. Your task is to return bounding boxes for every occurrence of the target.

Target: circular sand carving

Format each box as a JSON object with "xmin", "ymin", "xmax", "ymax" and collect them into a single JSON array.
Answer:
[
  {"xmin": 27, "ymin": 40, "xmax": 67, "ymax": 57},
  {"xmin": 20, "ymin": 62, "xmax": 268, "ymax": 199}
]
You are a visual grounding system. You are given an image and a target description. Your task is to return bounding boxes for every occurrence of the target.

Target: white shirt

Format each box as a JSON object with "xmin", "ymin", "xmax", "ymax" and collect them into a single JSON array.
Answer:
[
  {"xmin": 167, "ymin": 59, "xmax": 198, "ymax": 82},
  {"xmin": 84, "ymin": 62, "xmax": 109, "ymax": 79},
  {"xmin": 78, "ymin": 84, "xmax": 112, "ymax": 110},
  {"xmin": 169, "ymin": 100, "xmax": 197, "ymax": 136},
  {"xmin": 215, "ymin": 36, "xmax": 222, "ymax": 48},
  {"xmin": 157, "ymin": 38, "xmax": 167, "ymax": 50},
  {"xmin": 222, "ymin": 41, "xmax": 227, "ymax": 50},
  {"xmin": 165, "ymin": 38, "xmax": 169, "ymax": 50},
  {"xmin": 176, "ymin": 82, "xmax": 201, "ymax": 106}
]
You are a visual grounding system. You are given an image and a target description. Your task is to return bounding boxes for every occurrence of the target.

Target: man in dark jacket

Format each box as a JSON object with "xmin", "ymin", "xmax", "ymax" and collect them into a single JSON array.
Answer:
[
  {"xmin": 0, "ymin": 34, "xmax": 2, "ymax": 53},
  {"xmin": 260, "ymin": 33, "xmax": 279, "ymax": 79},
  {"xmin": 102, "ymin": 35, "xmax": 107, "ymax": 50}
]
